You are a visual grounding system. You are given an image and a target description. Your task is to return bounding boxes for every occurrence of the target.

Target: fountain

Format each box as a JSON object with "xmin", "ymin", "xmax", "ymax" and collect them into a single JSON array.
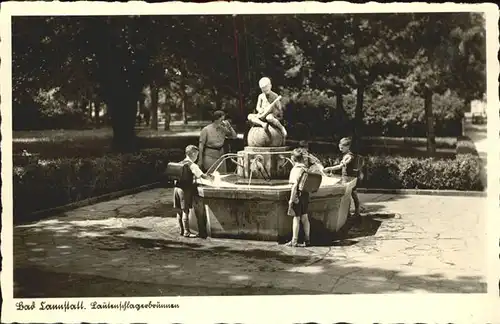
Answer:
[
  {"xmin": 188, "ymin": 122, "xmax": 357, "ymax": 243},
  {"xmin": 188, "ymin": 130, "xmax": 357, "ymax": 243}
]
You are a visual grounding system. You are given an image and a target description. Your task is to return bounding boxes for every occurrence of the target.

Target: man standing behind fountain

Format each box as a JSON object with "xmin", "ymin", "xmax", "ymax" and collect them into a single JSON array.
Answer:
[
  {"xmin": 286, "ymin": 148, "xmax": 311, "ymax": 247},
  {"xmin": 199, "ymin": 110, "xmax": 237, "ymax": 173},
  {"xmin": 247, "ymin": 77, "xmax": 287, "ymax": 138}
]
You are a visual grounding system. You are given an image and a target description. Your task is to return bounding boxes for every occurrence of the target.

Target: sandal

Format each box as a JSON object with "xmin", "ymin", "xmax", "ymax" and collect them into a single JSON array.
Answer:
[{"xmin": 284, "ymin": 240, "xmax": 299, "ymax": 247}]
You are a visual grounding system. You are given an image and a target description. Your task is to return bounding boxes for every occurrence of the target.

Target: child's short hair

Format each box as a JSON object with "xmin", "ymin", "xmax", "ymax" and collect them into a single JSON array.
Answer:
[
  {"xmin": 291, "ymin": 148, "xmax": 305, "ymax": 163},
  {"xmin": 339, "ymin": 137, "xmax": 352, "ymax": 147},
  {"xmin": 258, "ymin": 77, "xmax": 271, "ymax": 88},
  {"xmin": 298, "ymin": 140, "xmax": 309, "ymax": 149},
  {"xmin": 185, "ymin": 145, "xmax": 199, "ymax": 155}
]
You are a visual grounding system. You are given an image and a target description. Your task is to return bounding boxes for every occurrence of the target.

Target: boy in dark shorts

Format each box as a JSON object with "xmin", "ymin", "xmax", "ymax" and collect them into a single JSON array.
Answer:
[
  {"xmin": 173, "ymin": 145, "xmax": 213, "ymax": 238},
  {"xmin": 323, "ymin": 137, "xmax": 361, "ymax": 218},
  {"xmin": 286, "ymin": 148, "xmax": 311, "ymax": 247}
]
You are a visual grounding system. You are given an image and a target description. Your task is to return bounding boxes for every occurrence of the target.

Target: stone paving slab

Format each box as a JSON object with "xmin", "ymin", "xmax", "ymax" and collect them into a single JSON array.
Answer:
[{"xmin": 14, "ymin": 188, "xmax": 487, "ymax": 296}]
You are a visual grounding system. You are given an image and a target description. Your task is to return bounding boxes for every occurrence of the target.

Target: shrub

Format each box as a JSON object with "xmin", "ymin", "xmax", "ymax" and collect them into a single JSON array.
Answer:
[
  {"xmin": 283, "ymin": 90, "xmax": 464, "ymax": 139},
  {"xmin": 13, "ymin": 88, "xmax": 93, "ymax": 130},
  {"xmin": 13, "ymin": 148, "xmax": 184, "ymax": 221},
  {"xmin": 317, "ymin": 153, "xmax": 483, "ymax": 191},
  {"xmin": 348, "ymin": 93, "xmax": 464, "ymax": 137},
  {"xmin": 282, "ymin": 89, "xmax": 350, "ymax": 140},
  {"xmin": 456, "ymin": 136, "xmax": 478, "ymax": 156}
]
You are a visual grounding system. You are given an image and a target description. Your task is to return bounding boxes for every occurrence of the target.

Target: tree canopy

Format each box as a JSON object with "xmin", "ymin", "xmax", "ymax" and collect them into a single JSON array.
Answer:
[{"xmin": 12, "ymin": 13, "xmax": 486, "ymax": 152}]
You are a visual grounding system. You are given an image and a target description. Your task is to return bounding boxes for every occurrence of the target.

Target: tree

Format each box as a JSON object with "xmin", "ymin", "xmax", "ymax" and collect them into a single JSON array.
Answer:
[
  {"xmin": 280, "ymin": 14, "xmax": 408, "ymax": 149},
  {"xmin": 13, "ymin": 16, "xmax": 154, "ymax": 151},
  {"xmin": 448, "ymin": 13, "xmax": 486, "ymax": 110},
  {"xmin": 397, "ymin": 13, "xmax": 486, "ymax": 155}
]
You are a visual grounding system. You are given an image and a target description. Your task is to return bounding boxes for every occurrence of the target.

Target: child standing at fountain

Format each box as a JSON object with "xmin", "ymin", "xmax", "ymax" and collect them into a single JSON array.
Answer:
[
  {"xmin": 286, "ymin": 148, "xmax": 311, "ymax": 247},
  {"xmin": 173, "ymin": 145, "xmax": 213, "ymax": 238},
  {"xmin": 247, "ymin": 77, "xmax": 287, "ymax": 138},
  {"xmin": 298, "ymin": 140, "xmax": 323, "ymax": 171},
  {"xmin": 323, "ymin": 137, "xmax": 361, "ymax": 219}
]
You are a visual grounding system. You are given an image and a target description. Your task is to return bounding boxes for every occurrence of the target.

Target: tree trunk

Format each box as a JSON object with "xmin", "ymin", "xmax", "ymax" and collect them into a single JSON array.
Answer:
[
  {"xmin": 150, "ymin": 84, "xmax": 159, "ymax": 130},
  {"xmin": 212, "ymin": 87, "xmax": 223, "ymax": 112},
  {"xmin": 352, "ymin": 85, "xmax": 365, "ymax": 153},
  {"xmin": 107, "ymin": 97, "xmax": 139, "ymax": 153},
  {"xmin": 141, "ymin": 96, "xmax": 149, "ymax": 126},
  {"xmin": 335, "ymin": 91, "xmax": 344, "ymax": 114},
  {"xmin": 163, "ymin": 105, "xmax": 171, "ymax": 131},
  {"xmin": 181, "ymin": 96, "xmax": 188, "ymax": 125},
  {"xmin": 461, "ymin": 97, "xmax": 471, "ymax": 136},
  {"xmin": 88, "ymin": 101, "xmax": 93, "ymax": 120},
  {"xmin": 424, "ymin": 87, "xmax": 436, "ymax": 156},
  {"xmin": 180, "ymin": 83, "xmax": 188, "ymax": 125},
  {"xmin": 162, "ymin": 89, "xmax": 172, "ymax": 131},
  {"xmin": 94, "ymin": 99, "xmax": 101, "ymax": 126},
  {"xmin": 180, "ymin": 61, "xmax": 189, "ymax": 125}
]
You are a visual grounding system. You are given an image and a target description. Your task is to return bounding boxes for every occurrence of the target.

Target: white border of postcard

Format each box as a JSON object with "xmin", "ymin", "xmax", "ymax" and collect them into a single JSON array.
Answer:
[{"xmin": 1, "ymin": 2, "xmax": 499, "ymax": 323}]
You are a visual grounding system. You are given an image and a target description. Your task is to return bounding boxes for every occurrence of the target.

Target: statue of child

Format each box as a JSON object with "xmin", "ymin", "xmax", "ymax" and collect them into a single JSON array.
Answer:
[{"xmin": 247, "ymin": 77, "xmax": 287, "ymax": 138}]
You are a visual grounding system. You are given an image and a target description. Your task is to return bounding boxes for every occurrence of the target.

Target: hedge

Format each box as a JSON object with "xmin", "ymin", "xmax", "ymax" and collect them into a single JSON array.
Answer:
[
  {"xmin": 317, "ymin": 153, "xmax": 483, "ymax": 191},
  {"xmin": 13, "ymin": 147, "xmax": 483, "ymax": 222},
  {"xmin": 283, "ymin": 90, "xmax": 464, "ymax": 139},
  {"xmin": 455, "ymin": 136, "xmax": 479, "ymax": 156},
  {"xmin": 13, "ymin": 148, "xmax": 184, "ymax": 220}
]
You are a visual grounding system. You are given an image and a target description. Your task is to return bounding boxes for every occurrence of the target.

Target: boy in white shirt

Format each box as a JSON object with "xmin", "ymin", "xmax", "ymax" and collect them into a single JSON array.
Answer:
[{"xmin": 323, "ymin": 137, "xmax": 361, "ymax": 219}]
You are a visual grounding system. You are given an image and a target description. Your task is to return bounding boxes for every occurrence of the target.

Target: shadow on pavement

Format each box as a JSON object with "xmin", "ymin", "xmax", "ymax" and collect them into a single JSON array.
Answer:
[
  {"xmin": 14, "ymin": 219, "xmax": 486, "ymax": 297},
  {"xmin": 14, "ymin": 193, "xmax": 486, "ymax": 297}
]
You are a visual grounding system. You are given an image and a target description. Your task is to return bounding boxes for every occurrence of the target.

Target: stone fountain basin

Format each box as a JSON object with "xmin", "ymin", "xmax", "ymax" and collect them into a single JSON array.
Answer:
[{"xmin": 189, "ymin": 175, "xmax": 357, "ymax": 242}]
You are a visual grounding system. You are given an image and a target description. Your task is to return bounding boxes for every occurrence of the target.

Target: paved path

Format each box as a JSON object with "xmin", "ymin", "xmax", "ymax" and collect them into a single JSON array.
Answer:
[{"xmin": 14, "ymin": 188, "xmax": 486, "ymax": 297}]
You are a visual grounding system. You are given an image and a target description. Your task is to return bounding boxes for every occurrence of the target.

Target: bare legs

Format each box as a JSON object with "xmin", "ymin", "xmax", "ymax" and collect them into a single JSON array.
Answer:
[
  {"xmin": 265, "ymin": 114, "xmax": 287, "ymax": 137},
  {"xmin": 247, "ymin": 114, "xmax": 287, "ymax": 138},
  {"xmin": 286, "ymin": 214, "xmax": 311, "ymax": 247},
  {"xmin": 247, "ymin": 114, "xmax": 268, "ymax": 129},
  {"xmin": 351, "ymin": 189, "xmax": 360, "ymax": 217},
  {"xmin": 177, "ymin": 209, "xmax": 197, "ymax": 238}
]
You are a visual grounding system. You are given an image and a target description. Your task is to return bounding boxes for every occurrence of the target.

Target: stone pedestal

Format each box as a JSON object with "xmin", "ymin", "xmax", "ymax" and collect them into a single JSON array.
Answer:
[{"xmin": 236, "ymin": 146, "xmax": 292, "ymax": 180}]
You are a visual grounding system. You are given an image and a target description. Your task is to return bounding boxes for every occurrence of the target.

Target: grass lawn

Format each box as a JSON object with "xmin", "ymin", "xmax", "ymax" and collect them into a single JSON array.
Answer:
[
  {"xmin": 13, "ymin": 122, "xmax": 211, "ymax": 159},
  {"xmin": 13, "ymin": 123, "xmax": 460, "ymax": 161}
]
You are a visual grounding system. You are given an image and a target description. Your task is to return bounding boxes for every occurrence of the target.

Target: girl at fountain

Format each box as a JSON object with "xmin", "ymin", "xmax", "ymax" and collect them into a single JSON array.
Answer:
[
  {"xmin": 173, "ymin": 145, "xmax": 214, "ymax": 238},
  {"xmin": 323, "ymin": 137, "xmax": 361, "ymax": 219},
  {"xmin": 286, "ymin": 148, "xmax": 311, "ymax": 247},
  {"xmin": 247, "ymin": 77, "xmax": 287, "ymax": 138}
]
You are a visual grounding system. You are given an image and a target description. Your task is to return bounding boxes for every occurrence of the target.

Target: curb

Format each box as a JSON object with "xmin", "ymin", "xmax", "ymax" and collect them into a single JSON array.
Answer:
[
  {"xmin": 25, "ymin": 182, "xmax": 164, "ymax": 222},
  {"xmin": 357, "ymin": 188, "xmax": 486, "ymax": 197}
]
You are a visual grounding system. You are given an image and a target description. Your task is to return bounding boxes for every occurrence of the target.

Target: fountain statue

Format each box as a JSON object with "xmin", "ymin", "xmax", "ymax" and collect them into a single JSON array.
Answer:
[{"xmin": 186, "ymin": 79, "xmax": 357, "ymax": 243}]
